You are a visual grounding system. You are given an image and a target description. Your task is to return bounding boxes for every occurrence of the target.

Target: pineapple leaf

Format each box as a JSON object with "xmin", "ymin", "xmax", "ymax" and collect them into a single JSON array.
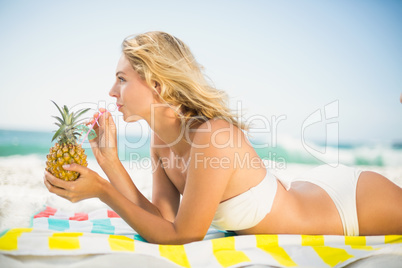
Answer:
[
  {"xmin": 74, "ymin": 108, "xmax": 91, "ymax": 122},
  {"xmin": 51, "ymin": 100, "xmax": 66, "ymax": 122},
  {"xmin": 50, "ymin": 101, "xmax": 91, "ymax": 144},
  {"xmin": 74, "ymin": 117, "xmax": 90, "ymax": 126},
  {"xmin": 52, "ymin": 116, "xmax": 64, "ymax": 125},
  {"xmin": 67, "ymin": 112, "xmax": 73, "ymax": 125},
  {"xmin": 52, "ymin": 125, "xmax": 65, "ymax": 142},
  {"xmin": 70, "ymin": 111, "xmax": 75, "ymax": 124},
  {"xmin": 63, "ymin": 105, "xmax": 72, "ymax": 124},
  {"xmin": 64, "ymin": 105, "xmax": 69, "ymax": 115}
]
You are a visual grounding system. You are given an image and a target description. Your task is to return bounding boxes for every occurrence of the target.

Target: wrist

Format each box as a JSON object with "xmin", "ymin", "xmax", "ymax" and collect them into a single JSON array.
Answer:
[
  {"xmin": 100, "ymin": 158, "xmax": 124, "ymax": 177},
  {"xmin": 92, "ymin": 148, "xmax": 118, "ymax": 167},
  {"xmin": 98, "ymin": 177, "xmax": 113, "ymax": 202},
  {"xmin": 99, "ymin": 155, "xmax": 120, "ymax": 170}
]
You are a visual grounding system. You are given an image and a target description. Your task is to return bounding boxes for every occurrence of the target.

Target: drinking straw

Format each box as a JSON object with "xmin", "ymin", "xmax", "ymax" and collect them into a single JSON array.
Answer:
[{"xmin": 80, "ymin": 110, "xmax": 105, "ymax": 146}]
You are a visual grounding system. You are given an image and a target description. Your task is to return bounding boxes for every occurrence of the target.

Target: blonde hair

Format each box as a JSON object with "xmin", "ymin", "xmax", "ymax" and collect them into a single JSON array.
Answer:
[{"xmin": 122, "ymin": 31, "xmax": 247, "ymax": 131}]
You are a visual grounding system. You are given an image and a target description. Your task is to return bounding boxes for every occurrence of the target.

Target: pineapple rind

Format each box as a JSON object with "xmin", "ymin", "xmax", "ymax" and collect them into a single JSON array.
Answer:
[{"xmin": 46, "ymin": 143, "xmax": 87, "ymax": 181}]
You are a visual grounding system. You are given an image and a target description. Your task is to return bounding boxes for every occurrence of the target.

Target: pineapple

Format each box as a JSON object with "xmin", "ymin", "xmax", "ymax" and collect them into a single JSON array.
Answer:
[{"xmin": 46, "ymin": 101, "xmax": 90, "ymax": 181}]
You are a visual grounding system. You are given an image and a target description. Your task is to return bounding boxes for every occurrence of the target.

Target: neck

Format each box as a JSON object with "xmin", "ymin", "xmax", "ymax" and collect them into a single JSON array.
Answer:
[{"xmin": 146, "ymin": 105, "xmax": 192, "ymax": 156}]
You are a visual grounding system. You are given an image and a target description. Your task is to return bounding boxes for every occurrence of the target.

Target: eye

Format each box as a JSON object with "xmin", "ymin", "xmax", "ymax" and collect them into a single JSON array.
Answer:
[{"xmin": 118, "ymin": 76, "xmax": 126, "ymax": 83}]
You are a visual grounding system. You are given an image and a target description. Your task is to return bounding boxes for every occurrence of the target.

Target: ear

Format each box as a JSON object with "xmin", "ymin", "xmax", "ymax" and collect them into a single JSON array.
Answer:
[{"xmin": 153, "ymin": 81, "xmax": 161, "ymax": 94}]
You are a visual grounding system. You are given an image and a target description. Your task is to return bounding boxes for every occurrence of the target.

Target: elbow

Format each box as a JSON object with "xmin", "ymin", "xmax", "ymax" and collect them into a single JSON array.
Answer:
[
  {"xmin": 146, "ymin": 228, "xmax": 205, "ymax": 245},
  {"xmin": 148, "ymin": 234, "xmax": 204, "ymax": 245},
  {"xmin": 142, "ymin": 221, "xmax": 207, "ymax": 245},
  {"xmin": 172, "ymin": 226, "xmax": 206, "ymax": 245},
  {"xmin": 176, "ymin": 234, "xmax": 204, "ymax": 245}
]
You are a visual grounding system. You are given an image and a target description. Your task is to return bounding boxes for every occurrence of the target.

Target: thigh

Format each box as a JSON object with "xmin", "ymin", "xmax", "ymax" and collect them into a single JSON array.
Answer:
[{"xmin": 356, "ymin": 171, "xmax": 402, "ymax": 235}]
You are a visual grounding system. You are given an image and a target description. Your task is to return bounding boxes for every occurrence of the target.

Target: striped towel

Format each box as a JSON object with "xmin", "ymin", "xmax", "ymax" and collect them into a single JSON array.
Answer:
[
  {"xmin": 1, "ymin": 206, "xmax": 401, "ymax": 267},
  {"xmin": 30, "ymin": 206, "xmax": 232, "ymax": 241}
]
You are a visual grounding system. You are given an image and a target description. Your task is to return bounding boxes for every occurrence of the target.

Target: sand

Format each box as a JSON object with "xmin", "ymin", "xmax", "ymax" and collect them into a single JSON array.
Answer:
[{"xmin": 1, "ymin": 155, "xmax": 401, "ymax": 232}]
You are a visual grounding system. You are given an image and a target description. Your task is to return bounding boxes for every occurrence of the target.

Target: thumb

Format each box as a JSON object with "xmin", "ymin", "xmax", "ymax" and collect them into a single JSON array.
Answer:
[
  {"xmin": 98, "ymin": 112, "xmax": 117, "ymax": 139},
  {"xmin": 99, "ymin": 112, "xmax": 116, "ymax": 129},
  {"xmin": 63, "ymin": 163, "xmax": 88, "ymax": 175}
]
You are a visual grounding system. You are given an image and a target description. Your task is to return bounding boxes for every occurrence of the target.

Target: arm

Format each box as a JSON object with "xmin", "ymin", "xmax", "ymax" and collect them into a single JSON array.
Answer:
[
  {"xmin": 101, "ymin": 159, "xmax": 162, "ymax": 217},
  {"xmin": 44, "ymin": 120, "xmax": 238, "ymax": 244},
  {"xmin": 151, "ymin": 148, "xmax": 180, "ymax": 223},
  {"xmin": 103, "ymin": 123, "xmax": 236, "ymax": 244},
  {"xmin": 88, "ymin": 110, "xmax": 160, "ymax": 217},
  {"xmin": 43, "ymin": 166, "xmax": 179, "ymax": 243}
]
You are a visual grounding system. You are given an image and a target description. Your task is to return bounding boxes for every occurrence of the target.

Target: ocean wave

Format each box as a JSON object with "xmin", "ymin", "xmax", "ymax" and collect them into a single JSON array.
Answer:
[{"xmin": 1, "ymin": 129, "xmax": 401, "ymax": 167}]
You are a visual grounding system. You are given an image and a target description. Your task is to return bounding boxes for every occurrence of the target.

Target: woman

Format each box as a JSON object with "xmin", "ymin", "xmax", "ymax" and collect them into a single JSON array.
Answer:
[{"xmin": 44, "ymin": 31, "xmax": 402, "ymax": 244}]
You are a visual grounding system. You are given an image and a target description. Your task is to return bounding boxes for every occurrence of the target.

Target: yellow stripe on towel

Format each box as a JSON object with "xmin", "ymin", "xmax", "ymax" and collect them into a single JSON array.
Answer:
[
  {"xmin": 312, "ymin": 246, "xmax": 354, "ymax": 267},
  {"xmin": 302, "ymin": 235, "xmax": 354, "ymax": 266},
  {"xmin": 301, "ymin": 235, "xmax": 324, "ymax": 246},
  {"xmin": 385, "ymin": 235, "xmax": 402, "ymax": 244},
  {"xmin": 159, "ymin": 244, "xmax": 190, "ymax": 267},
  {"xmin": 212, "ymin": 236, "xmax": 251, "ymax": 267},
  {"xmin": 49, "ymin": 232, "xmax": 83, "ymax": 250},
  {"xmin": 108, "ymin": 235, "xmax": 135, "ymax": 252},
  {"xmin": 345, "ymin": 236, "xmax": 373, "ymax": 250},
  {"xmin": 0, "ymin": 228, "xmax": 32, "ymax": 251},
  {"xmin": 256, "ymin": 235, "xmax": 297, "ymax": 267}
]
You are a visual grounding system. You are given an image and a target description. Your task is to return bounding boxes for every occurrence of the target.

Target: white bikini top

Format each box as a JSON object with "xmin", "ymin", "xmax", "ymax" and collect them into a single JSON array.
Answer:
[{"xmin": 211, "ymin": 169, "xmax": 278, "ymax": 231}]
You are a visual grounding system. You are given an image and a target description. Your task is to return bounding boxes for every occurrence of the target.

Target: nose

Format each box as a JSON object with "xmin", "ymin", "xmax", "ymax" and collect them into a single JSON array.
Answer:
[{"xmin": 109, "ymin": 82, "xmax": 119, "ymax": 98}]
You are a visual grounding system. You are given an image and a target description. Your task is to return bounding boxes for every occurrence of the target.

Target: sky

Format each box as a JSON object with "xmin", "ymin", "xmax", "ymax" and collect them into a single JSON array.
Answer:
[{"xmin": 0, "ymin": 0, "xmax": 401, "ymax": 146}]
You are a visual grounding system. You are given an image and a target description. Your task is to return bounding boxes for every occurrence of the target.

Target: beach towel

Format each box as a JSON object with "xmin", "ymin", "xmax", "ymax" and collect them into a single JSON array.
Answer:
[{"xmin": 1, "ymin": 206, "xmax": 401, "ymax": 267}]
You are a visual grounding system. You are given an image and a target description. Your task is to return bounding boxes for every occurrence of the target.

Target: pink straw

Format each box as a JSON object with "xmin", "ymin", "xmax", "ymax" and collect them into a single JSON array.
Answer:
[{"xmin": 80, "ymin": 111, "xmax": 105, "ymax": 146}]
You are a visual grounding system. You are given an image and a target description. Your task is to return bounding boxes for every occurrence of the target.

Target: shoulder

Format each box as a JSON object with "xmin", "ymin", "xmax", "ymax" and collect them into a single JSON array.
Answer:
[{"xmin": 191, "ymin": 118, "xmax": 247, "ymax": 149}]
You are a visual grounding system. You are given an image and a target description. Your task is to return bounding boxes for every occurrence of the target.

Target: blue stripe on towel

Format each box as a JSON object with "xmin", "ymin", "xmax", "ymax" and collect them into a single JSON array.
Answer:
[
  {"xmin": 0, "ymin": 229, "xmax": 9, "ymax": 238},
  {"xmin": 90, "ymin": 219, "xmax": 115, "ymax": 234},
  {"xmin": 48, "ymin": 218, "xmax": 70, "ymax": 231},
  {"xmin": 224, "ymin": 231, "xmax": 236, "ymax": 237},
  {"xmin": 134, "ymin": 234, "xmax": 147, "ymax": 242}
]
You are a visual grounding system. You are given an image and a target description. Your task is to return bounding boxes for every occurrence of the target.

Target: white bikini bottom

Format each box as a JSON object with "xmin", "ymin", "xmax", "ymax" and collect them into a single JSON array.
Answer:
[{"xmin": 292, "ymin": 164, "xmax": 363, "ymax": 236}]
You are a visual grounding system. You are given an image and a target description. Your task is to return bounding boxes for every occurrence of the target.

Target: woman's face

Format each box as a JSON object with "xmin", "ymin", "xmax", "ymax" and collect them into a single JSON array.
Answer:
[{"xmin": 109, "ymin": 54, "xmax": 157, "ymax": 122}]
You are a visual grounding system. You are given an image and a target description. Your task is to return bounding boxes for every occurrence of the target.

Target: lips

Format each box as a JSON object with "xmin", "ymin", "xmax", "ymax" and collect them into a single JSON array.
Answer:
[{"xmin": 116, "ymin": 104, "xmax": 123, "ymax": 111}]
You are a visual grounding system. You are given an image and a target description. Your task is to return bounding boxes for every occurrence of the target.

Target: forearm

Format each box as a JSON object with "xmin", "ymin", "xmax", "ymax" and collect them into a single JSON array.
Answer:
[
  {"xmin": 99, "ymin": 181, "xmax": 193, "ymax": 244},
  {"xmin": 100, "ymin": 159, "xmax": 161, "ymax": 218}
]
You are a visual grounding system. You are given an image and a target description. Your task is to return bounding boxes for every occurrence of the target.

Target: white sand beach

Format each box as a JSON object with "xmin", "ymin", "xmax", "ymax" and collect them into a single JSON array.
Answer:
[{"xmin": 1, "ymin": 154, "xmax": 401, "ymax": 232}]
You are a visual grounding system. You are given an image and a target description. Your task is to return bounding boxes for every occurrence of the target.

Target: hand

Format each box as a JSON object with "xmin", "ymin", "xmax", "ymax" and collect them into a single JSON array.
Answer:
[
  {"xmin": 88, "ymin": 108, "xmax": 119, "ymax": 166},
  {"xmin": 44, "ymin": 164, "xmax": 107, "ymax": 203}
]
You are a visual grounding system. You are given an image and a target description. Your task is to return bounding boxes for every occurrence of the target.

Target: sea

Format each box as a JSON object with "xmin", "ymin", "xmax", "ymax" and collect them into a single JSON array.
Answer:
[
  {"xmin": 1, "ymin": 128, "xmax": 402, "ymax": 166},
  {"xmin": 1, "ymin": 128, "xmax": 401, "ymax": 232}
]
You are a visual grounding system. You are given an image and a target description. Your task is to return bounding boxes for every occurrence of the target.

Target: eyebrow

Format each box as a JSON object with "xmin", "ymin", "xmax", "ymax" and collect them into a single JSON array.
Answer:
[{"xmin": 116, "ymin": 71, "xmax": 126, "ymax": 76}]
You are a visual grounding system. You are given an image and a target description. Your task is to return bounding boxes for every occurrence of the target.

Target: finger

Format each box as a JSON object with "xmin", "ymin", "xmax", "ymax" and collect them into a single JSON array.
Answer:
[
  {"xmin": 86, "ymin": 119, "xmax": 95, "ymax": 126},
  {"xmin": 92, "ymin": 120, "xmax": 100, "ymax": 131},
  {"xmin": 62, "ymin": 163, "xmax": 89, "ymax": 175},
  {"xmin": 108, "ymin": 113, "xmax": 117, "ymax": 132},
  {"xmin": 44, "ymin": 176, "xmax": 60, "ymax": 191},
  {"xmin": 87, "ymin": 124, "xmax": 100, "ymax": 142},
  {"xmin": 43, "ymin": 175, "xmax": 52, "ymax": 190},
  {"xmin": 89, "ymin": 137, "xmax": 99, "ymax": 148},
  {"xmin": 101, "ymin": 112, "xmax": 116, "ymax": 132},
  {"xmin": 44, "ymin": 171, "xmax": 69, "ymax": 189},
  {"xmin": 44, "ymin": 175, "xmax": 69, "ymax": 197},
  {"xmin": 98, "ymin": 108, "xmax": 107, "ymax": 113},
  {"xmin": 98, "ymin": 111, "xmax": 107, "ymax": 128},
  {"xmin": 86, "ymin": 112, "xmax": 100, "ymax": 126},
  {"xmin": 94, "ymin": 111, "xmax": 110, "ymax": 131}
]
